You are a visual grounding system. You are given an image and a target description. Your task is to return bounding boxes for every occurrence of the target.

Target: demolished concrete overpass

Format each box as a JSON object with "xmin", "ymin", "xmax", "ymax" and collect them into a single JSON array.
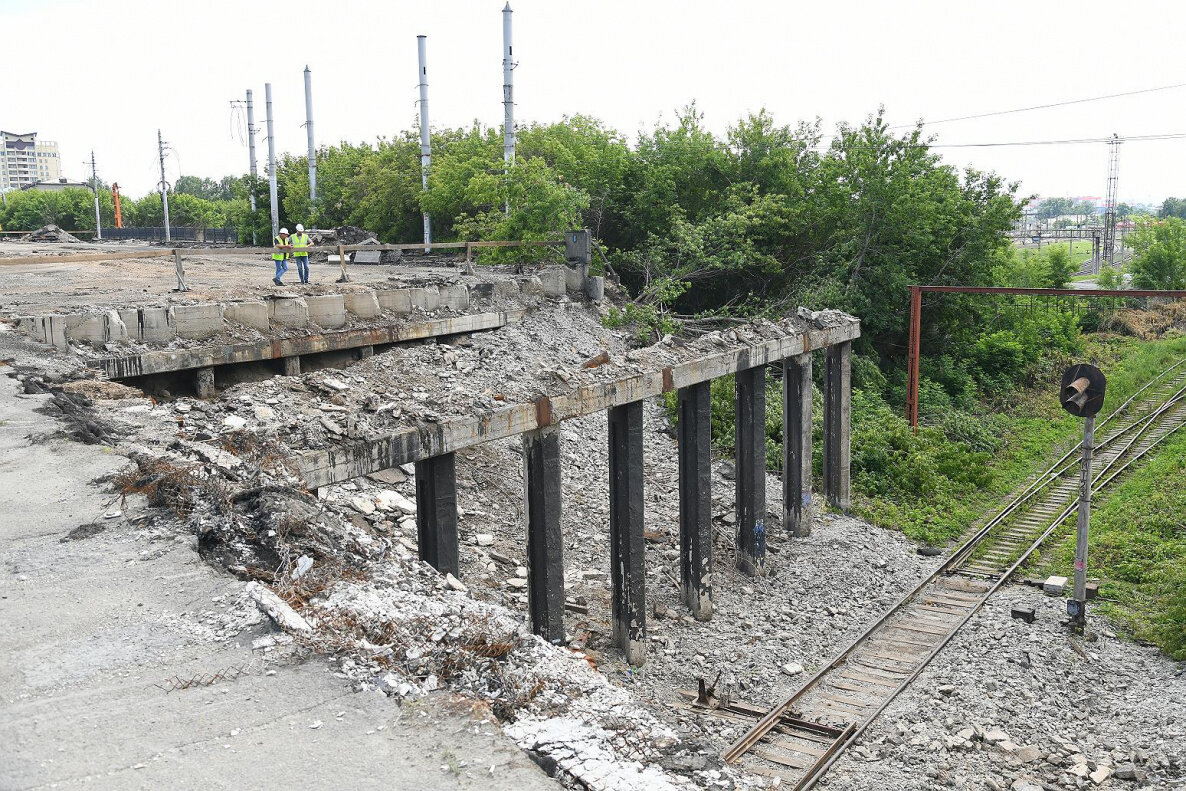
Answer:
[{"xmin": 298, "ymin": 312, "xmax": 860, "ymax": 665}]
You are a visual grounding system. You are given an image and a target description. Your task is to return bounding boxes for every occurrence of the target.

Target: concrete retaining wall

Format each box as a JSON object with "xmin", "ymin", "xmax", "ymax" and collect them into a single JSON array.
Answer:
[
  {"xmin": 170, "ymin": 304, "xmax": 225, "ymax": 339},
  {"xmin": 306, "ymin": 295, "xmax": 346, "ymax": 328},
  {"xmin": 224, "ymin": 302, "xmax": 270, "ymax": 331},
  {"xmin": 343, "ymin": 291, "xmax": 381, "ymax": 319},
  {"xmin": 11, "ymin": 281, "xmax": 516, "ymax": 349}
]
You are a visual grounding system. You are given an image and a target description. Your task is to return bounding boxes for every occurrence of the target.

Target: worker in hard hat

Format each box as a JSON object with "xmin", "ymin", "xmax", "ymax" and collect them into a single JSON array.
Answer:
[
  {"xmin": 291, "ymin": 223, "xmax": 312, "ymax": 284},
  {"xmin": 272, "ymin": 228, "xmax": 292, "ymax": 286}
]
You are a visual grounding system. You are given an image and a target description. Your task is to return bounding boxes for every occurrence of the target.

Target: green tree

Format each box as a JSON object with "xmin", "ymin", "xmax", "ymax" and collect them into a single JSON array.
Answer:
[
  {"xmin": 1036, "ymin": 196, "xmax": 1072, "ymax": 221},
  {"xmin": 1128, "ymin": 218, "xmax": 1186, "ymax": 289},
  {"xmin": 1159, "ymin": 197, "xmax": 1186, "ymax": 220},
  {"xmin": 1044, "ymin": 245, "xmax": 1076, "ymax": 288}
]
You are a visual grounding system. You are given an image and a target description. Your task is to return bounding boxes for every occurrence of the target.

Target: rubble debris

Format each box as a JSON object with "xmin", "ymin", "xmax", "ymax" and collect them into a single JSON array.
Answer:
[
  {"xmin": 247, "ymin": 581, "xmax": 312, "ymax": 633},
  {"xmin": 22, "ymin": 224, "xmax": 81, "ymax": 243}
]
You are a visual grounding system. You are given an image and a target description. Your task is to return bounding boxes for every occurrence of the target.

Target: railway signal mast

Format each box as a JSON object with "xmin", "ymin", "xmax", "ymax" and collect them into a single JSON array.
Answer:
[{"xmin": 1058, "ymin": 363, "xmax": 1107, "ymax": 632}]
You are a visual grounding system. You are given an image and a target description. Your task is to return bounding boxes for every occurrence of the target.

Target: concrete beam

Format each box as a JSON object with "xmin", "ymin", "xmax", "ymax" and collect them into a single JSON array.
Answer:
[
  {"xmin": 608, "ymin": 401, "xmax": 646, "ymax": 666},
  {"xmin": 734, "ymin": 364, "xmax": 767, "ymax": 576},
  {"xmin": 523, "ymin": 427, "xmax": 564, "ymax": 644},
  {"xmin": 677, "ymin": 382, "xmax": 712, "ymax": 620},
  {"xmin": 96, "ymin": 312, "xmax": 514, "ymax": 379},
  {"xmin": 823, "ymin": 341, "xmax": 852, "ymax": 513},
  {"xmin": 298, "ymin": 320, "xmax": 860, "ymax": 488},
  {"xmin": 414, "ymin": 453, "xmax": 458, "ymax": 577},
  {"xmin": 783, "ymin": 353, "xmax": 813, "ymax": 537}
]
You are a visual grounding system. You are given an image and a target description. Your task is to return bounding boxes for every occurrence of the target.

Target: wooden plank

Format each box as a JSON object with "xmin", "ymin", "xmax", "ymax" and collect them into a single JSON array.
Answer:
[
  {"xmin": 889, "ymin": 620, "xmax": 950, "ymax": 636},
  {"xmin": 0, "ymin": 249, "xmax": 173, "ymax": 266},
  {"xmin": 827, "ymin": 678, "xmax": 883, "ymax": 696},
  {"xmin": 816, "ymin": 692, "xmax": 875, "ymax": 709},
  {"xmin": 837, "ymin": 669, "xmax": 902, "ymax": 688},
  {"xmin": 768, "ymin": 736, "xmax": 828, "ymax": 758},
  {"xmin": 297, "ymin": 320, "xmax": 861, "ymax": 487},
  {"xmin": 751, "ymin": 747, "xmax": 816, "ymax": 771}
]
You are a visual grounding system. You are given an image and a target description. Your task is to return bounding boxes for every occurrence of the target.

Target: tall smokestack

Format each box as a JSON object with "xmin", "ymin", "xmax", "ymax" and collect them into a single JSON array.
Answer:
[
  {"xmin": 304, "ymin": 66, "xmax": 317, "ymax": 211},
  {"xmin": 502, "ymin": 3, "xmax": 515, "ymax": 169},
  {"xmin": 417, "ymin": 35, "xmax": 432, "ymax": 249}
]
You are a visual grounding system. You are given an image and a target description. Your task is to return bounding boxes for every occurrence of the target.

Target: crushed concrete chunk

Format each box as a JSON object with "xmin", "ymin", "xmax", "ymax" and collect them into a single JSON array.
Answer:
[{"xmin": 246, "ymin": 581, "xmax": 311, "ymax": 633}]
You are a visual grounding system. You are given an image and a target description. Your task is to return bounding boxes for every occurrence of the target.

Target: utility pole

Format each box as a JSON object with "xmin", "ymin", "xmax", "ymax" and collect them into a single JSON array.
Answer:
[
  {"xmin": 502, "ymin": 2, "xmax": 515, "ymax": 214},
  {"xmin": 1059, "ymin": 364, "xmax": 1106, "ymax": 633},
  {"xmin": 265, "ymin": 82, "xmax": 279, "ymax": 240},
  {"xmin": 157, "ymin": 129, "xmax": 171, "ymax": 243},
  {"xmin": 304, "ymin": 66, "xmax": 317, "ymax": 213},
  {"xmin": 417, "ymin": 35, "xmax": 431, "ymax": 250},
  {"xmin": 90, "ymin": 150, "xmax": 102, "ymax": 240},
  {"xmin": 246, "ymin": 89, "xmax": 259, "ymax": 245}
]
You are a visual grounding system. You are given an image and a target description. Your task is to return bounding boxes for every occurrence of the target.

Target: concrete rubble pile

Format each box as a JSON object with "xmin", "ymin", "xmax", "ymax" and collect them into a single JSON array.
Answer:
[{"xmin": 22, "ymin": 224, "xmax": 82, "ymax": 243}]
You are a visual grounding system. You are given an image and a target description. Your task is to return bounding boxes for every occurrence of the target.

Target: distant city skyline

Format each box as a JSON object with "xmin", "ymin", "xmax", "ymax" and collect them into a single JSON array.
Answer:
[{"xmin": 4, "ymin": 0, "xmax": 1184, "ymax": 204}]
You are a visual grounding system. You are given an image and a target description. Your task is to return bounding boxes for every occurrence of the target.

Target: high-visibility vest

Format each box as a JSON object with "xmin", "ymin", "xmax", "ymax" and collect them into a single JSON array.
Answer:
[
  {"xmin": 291, "ymin": 232, "xmax": 310, "ymax": 257},
  {"xmin": 273, "ymin": 235, "xmax": 288, "ymax": 261}
]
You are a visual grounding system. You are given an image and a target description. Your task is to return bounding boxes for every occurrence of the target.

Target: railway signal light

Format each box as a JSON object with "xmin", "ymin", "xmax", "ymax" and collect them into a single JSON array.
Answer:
[
  {"xmin": 1060, "ymin": 363, "xmax": 1106, "ymax": 632},
  {"xmin": 1060, "ymin": 363, "xmax": 1106, "ymax": 417}
]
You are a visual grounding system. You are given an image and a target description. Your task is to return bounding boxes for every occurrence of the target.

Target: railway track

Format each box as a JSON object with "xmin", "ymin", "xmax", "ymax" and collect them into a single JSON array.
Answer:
[{"xmin": 699, "ymin": 359, "xmax": 1186, "ymax": 789}]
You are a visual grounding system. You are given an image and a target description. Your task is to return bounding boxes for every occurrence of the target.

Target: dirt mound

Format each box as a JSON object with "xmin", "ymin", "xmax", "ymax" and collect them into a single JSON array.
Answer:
[{"xmin": 22, "ymin": 224, "xmax": 81, "ymax": 243}]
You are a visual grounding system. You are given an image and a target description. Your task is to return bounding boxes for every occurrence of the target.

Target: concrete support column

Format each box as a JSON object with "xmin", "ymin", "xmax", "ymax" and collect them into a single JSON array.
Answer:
[
  {"xmin": 608, "ymin": 401, "xmax": 646, "ymax": 666},
  {"xmin": 194, "ymin": 367, "xmax": 215, "ymax": 399},
  {"xmin": 735, "ymin": 365, "xmax": 767, "ymax": 575},
  {"xmin": 523, "ymin": 427, "xmax": 565, "ymax": 644},
  {"xmin": 677, "ymin": 382, "xmax": 712, "ymax": 620},
  {"xmin": 414, "ymin": 453, "xmax": 459, "ymax": 577},
  {"xmin": 783, "ymin": 353, "xmax": 813, "ymax": 537},
  {"xmin": 282, "ymin": 356, "xmax": 301, "ymax": 377},
  {"xmin": 823, "ymin": 342, "xmax": 852, "ymax": 513},
  {"xmin": 358, "ymin": 345, "xmax": 374, "ymax": 360}
]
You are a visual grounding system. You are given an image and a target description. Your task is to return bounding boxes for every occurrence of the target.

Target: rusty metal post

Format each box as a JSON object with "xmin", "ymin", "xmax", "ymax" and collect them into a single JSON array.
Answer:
[
  {"xmin": 524, "ymin": 427, "xmax": 565, "ymax": 643},
  {"xmin": 414, "ymin": 453, "xmax": 458, "ymax": 577},
  {"xmin": 823, "ymin": 342, "xmax": 851, "ymax": 513},
  {"xmin": 783, "ymin": 352, "xmax": 813, "ymax": 537},
  {"xmin": 608, "ymin": 401, "xmax": 646, "ymax": 665},
  {"xmin": 735, "ymin": 365, "xmax": 767, "ymax": 576},
  {"xmin": 678, "ymin": 381, "xmax": 712, "ymax": 620},
  {"xmin": 906, "ymin": 285, "xmax": 921, "ymax": 430}
]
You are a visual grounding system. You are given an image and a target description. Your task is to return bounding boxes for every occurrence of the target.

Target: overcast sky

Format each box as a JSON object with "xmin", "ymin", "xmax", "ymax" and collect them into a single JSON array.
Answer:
[{"xmin": 4, "ymin": 0, "xmax": 1184, "ymax": 204}]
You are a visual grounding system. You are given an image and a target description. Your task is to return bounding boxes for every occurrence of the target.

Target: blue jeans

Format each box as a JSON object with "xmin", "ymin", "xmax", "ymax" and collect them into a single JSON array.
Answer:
[
  {"xmin": 274, "ymin": 256, "xmax": 288, "ymax": 281},
  {"xmin": 294, "ymin": 255, "xmax": 310, "ymax": 283}
]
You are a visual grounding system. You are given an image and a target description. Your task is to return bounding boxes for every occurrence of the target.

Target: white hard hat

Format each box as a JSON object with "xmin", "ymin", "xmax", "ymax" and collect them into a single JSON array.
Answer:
[
  {"xmin": 279, "ymin": 227, "xmax": 289, "ymax": 234},
  {"xmin": 295, "ymin": 223, "xmax": 304, "ymax": 232}
]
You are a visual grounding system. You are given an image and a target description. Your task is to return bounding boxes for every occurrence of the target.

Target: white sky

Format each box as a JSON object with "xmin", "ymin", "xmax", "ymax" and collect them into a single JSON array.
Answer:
[{"xmin": 4, "ymin": 0, "xmax": 1184, "ymax": 205}]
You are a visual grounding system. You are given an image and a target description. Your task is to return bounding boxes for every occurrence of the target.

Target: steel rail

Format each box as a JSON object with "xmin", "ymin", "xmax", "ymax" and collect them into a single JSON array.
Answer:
[
  {"xmin": 722, "ymin": 359, "xmax": 1186, "ymax": 788},
  {"xmin": 796, "ymin": 395, "xmax": 1186, "ymax": 790}
]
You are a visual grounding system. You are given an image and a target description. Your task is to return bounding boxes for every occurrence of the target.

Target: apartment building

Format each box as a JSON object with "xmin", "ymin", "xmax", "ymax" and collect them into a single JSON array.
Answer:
[{"xmin": 1, "ymin": 131, "xmax": 62, "ymax": 193}]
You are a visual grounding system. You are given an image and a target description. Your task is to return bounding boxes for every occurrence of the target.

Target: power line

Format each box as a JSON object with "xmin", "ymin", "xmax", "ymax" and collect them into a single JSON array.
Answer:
[
  {"xmin": 891, "ymin": 81, "xmax": 1186, "ymax": 129},
  {"xmin": 929, "ymin": 132, "xmax": 1186, "ymax": 149}
]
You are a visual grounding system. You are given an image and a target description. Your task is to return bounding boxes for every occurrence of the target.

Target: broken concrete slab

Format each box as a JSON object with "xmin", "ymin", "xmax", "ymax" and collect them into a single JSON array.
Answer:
[
  {"xmin": 170, "ymin": 303, "xmax": 224, "ymax": 339},
  {"xmin": 224, "ymin": 301, "xmax": 271, "ymax": 331},
  {"xmin": 343, "ymin": 291, "xmax": 381, "ymax": 319},
  {"xmin": 305, "ymin": 294, "xmax": 347, "ymax": 329}
]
